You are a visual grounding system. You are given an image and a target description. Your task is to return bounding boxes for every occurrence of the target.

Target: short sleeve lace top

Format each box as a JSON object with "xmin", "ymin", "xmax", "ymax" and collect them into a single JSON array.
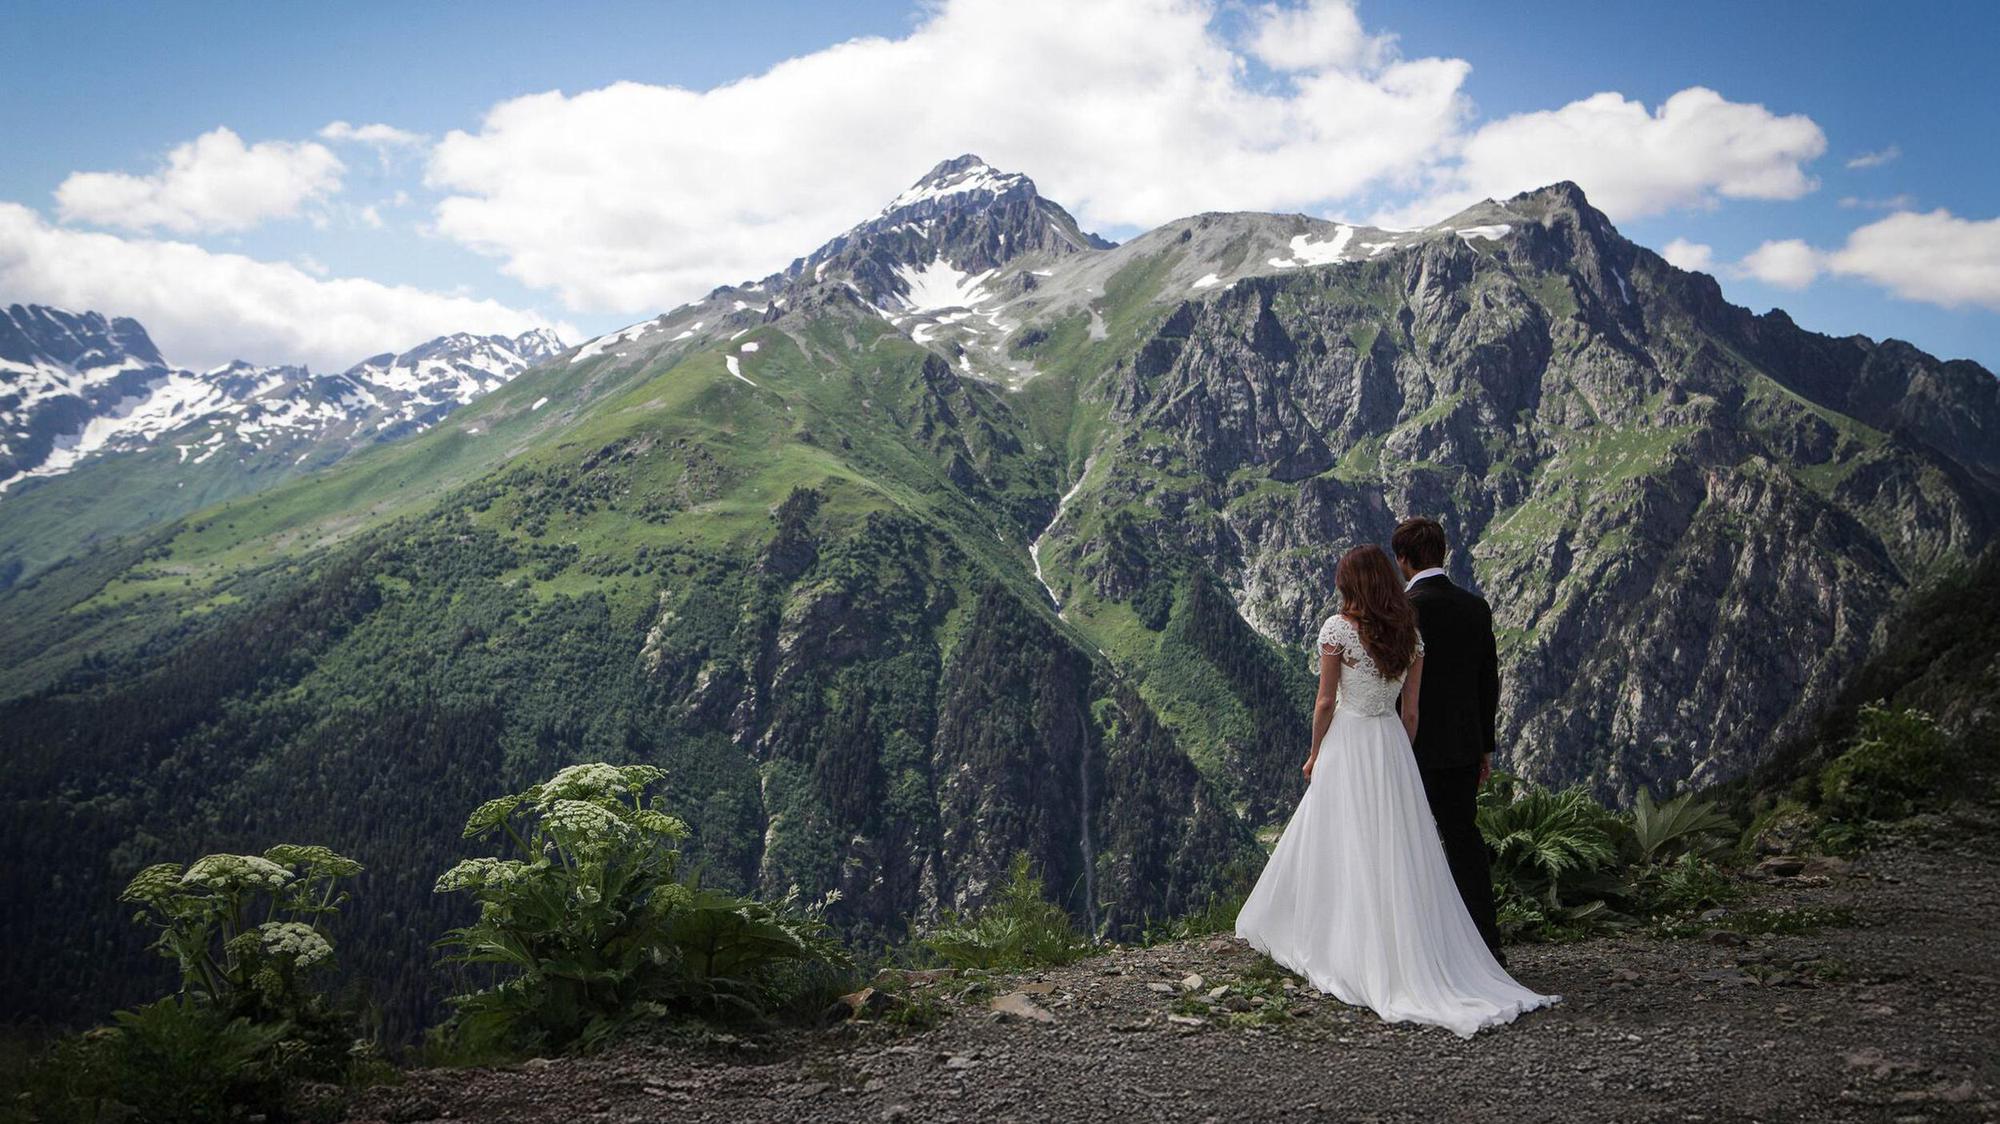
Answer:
[{"xmin": 1313, "ymin": 614, "xmax": 1423, "ymax": 717}]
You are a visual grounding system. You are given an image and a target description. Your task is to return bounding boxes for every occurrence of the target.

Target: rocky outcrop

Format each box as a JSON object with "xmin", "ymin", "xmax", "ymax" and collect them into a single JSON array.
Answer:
[{"xmin": 1048, "ymin": 183, "xmax": 1999, "ymax": 804}]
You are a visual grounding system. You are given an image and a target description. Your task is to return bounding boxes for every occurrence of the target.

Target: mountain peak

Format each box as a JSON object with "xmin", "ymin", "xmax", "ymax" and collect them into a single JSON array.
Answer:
[
  {"xmin": 1499, "ymin": 181, "xmax": 1618, "ymax": 237},
  {"xmin": 2, "ymin": 302, "xmax": 167, "ymax": 371},
  {"xmin": 775, "ymin": 156, "xmax": 1110, "ymax": 309},
  {"xmin": 882, "ymin": 154, "xmax": 1034, "ymax": 215},
  {"xmin": 512, "ymin": 327, "xmax": 566, "ymax": 359},
  {"xmin": 1509, "ymin": 179, "xmax": 1592, "ymax": 208}
]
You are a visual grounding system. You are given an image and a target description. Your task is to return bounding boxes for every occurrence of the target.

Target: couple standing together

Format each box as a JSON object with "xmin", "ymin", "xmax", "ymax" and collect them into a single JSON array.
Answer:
[{"xmin": 1235, "ymin": 517, "xmax": 1560, "ymax": 1037}]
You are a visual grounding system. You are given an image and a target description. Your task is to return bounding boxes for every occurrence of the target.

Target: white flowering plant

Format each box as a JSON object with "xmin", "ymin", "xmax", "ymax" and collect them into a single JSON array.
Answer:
[
  {"xmin": 435, "ymin": 762, "xmax": 849, "ymax": 1052},
  {"xmin": 101, "ymin": 842, "xmax": 367, "ymax": 1096},
  {"xmin": 119, "ymin": 844, "xmax": 361, "ymax": 1023}
]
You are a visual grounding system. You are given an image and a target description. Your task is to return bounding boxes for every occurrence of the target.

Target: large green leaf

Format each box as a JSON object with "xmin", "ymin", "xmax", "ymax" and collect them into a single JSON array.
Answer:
[{"xmin": 1630, "ymin": 788, "xmax": 1736, "ymax": 863}]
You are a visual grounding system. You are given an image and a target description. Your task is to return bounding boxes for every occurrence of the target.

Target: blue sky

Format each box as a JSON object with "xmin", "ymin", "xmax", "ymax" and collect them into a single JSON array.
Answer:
[{"xmin": 1, "ymin": 0, "xmax": 1995, "ymax": 370}]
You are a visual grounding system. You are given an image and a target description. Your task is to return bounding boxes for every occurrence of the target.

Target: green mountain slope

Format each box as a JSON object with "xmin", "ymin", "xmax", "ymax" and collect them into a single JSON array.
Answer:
[{"xmin": 2, "ymin": 158, "xmax": 1995, "ymax": 1035}]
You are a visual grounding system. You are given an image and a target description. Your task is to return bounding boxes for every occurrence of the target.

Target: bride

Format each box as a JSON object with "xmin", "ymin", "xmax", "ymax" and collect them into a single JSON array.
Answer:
[{"xmin": 1235, "ymin": 544, "xmax": 1559, "ymax": 1037}]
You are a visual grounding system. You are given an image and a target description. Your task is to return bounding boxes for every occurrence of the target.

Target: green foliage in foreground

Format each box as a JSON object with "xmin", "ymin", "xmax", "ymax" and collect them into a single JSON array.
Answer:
[
  {"xmin": 9, "ymin": 846, "xmax": 371, "ymax": 1123},
  {"xmin": 7, "ymin": 997, "xmax": 292, "ymax": 1124},
  {"xmin": 1652, "ymin": 904, "xmax": 1856, "ymax": 940},
  {"xmin": 1477, "ymin": 775, "xmax": 1740, "ymax": 941},
  {"xmin": 434, "ymin": 763, "xmax": 851, "ymax": 1055},
  {"xmin": 1735, "ymin": 701, "xmax": 1970, "ymax": 856},
  {"xmin": 9, "ymin": 763, "xmax": 861, "ymax": 1117},
  {"xmin": 1817, "ymin": 704, "xmax": 1950, "ymax": 824},
  {"xmin": 6, "ymin": 690, "xmax": 1970, "ymax": 1110},
  {"xmin": 920, "ymin": 853, "xmax": 1096, "ymax": 972},
  {"xmin": 1140, "ymin": 883, "xmax": 1251, "ymax": 947},
  {"xmin": 1629, "ymin": 787, "xmax": 1736, "ymax": 863},
  {"xmin": 120, "ymin": 845, "xmax": 361, "ymax": 1033},
  {"xmin": 1731, "ymin": 547, "xmax": 2000, "ymax": 841},
  {"xmin": 1482, "ymin": 697, "xmax": 1973, "ymax": 943}
]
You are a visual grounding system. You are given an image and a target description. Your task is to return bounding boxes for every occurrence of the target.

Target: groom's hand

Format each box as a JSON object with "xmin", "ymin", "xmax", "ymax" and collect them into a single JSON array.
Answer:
[{"xmin": 1477, "ymin": 753, "xmax": 1492, "ymax": 787}]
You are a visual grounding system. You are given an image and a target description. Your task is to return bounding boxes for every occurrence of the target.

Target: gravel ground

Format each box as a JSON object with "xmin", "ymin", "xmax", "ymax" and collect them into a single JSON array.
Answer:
[{"xmin": 341, "ymin": 843, "xmax": 2000, "ymax": 1123}]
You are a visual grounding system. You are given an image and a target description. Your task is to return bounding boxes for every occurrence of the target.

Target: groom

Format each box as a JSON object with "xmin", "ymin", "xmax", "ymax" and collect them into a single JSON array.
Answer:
[{"xmin": 1391, "ymin": 516, "xmax": 1505, "ymax": 961}]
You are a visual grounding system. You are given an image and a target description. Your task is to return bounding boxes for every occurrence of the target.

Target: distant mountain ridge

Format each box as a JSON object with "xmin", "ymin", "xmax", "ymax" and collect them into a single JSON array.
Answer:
[
  {"xmin": 0, "ymin": 305, "xmax": 561, "ymax": 586},
  {"xmin": 1, "ymin": 304, "xmax": 563, "ymax": 493}
]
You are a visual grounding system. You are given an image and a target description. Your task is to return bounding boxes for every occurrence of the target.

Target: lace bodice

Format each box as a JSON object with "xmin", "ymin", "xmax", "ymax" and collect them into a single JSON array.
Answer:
[{"xmin": 1313, "ymin": 615, "xmax": 1422, "ymax": 717}]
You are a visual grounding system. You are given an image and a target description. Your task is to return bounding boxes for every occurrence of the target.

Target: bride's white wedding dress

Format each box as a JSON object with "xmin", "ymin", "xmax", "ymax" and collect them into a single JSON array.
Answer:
[{"xmin": 1235, "ymin": 614, "xmax": 1559, "ymax": 1038}]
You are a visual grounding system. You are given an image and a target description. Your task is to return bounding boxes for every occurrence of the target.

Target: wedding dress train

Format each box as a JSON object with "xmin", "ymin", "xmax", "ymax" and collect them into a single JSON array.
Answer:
[{"xmin": 1235, "ymin": 615, "xmax": 1559, "ymax": 1038}]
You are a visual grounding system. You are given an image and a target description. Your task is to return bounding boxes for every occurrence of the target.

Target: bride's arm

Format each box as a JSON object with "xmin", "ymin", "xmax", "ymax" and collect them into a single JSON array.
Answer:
[
  {"xmin": 1305, "ymin": 644, "xmax": 1342, "ymax": 779},
  {"xmin": 1400, "ymin": 654, "xmax": 1424, "ymax": 744}
]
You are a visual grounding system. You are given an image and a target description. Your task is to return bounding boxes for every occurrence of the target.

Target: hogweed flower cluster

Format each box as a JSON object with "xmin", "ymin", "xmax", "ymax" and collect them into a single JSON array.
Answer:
[
  {"xmin": 263, "ymin": 843, "xmax": 365, "ymax": 879},
  {"xmin": 118, "ymin": 844, "xmax": 361, "ymax": 1016},
  {"xmin": 120, "ymin": 862, "xmax": 183, "ymax": 906},
  {"xmin": 181, "ymin": 853, "xmax": 293, "ymax": 892},
  {"xmin": 256, "ymin": 921, "xmax": 335, "ymax": 969},
  {"xmin": 544, "ymin": 797, "xmax": 624, "ymax": 837},
  {"xmin": 433, "ymin": 761, "xmax": 845, "ymax": 1050},
  {"xmin": 434, "ymin": 856, "xmax": 532, "ymax": 894}
]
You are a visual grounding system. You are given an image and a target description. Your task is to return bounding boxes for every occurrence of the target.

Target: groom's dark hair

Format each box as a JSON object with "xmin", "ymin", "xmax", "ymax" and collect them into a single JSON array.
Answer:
[{"xmin": 1391, "ymin": 516, "xmax": 1448, "ymax": 570}]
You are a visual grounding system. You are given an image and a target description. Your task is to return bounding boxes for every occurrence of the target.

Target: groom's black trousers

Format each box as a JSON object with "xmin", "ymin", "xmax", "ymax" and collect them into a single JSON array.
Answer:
[{"xmin": 1419, "ymin": 763, "xmax": 1503, "ymax": 954}]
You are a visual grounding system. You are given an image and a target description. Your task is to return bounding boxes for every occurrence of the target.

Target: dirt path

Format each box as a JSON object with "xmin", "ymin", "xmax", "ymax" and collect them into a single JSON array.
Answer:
[{"xmin": 344, "ymin": 843, "xmax": 2000, "ymax": 1123}]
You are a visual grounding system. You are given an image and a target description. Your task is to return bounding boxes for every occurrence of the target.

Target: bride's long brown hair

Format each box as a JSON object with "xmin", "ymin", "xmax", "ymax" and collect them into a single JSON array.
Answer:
[{"xmin": 1334, "ymin": 544, "xmax": 1419, "ymax": 676}]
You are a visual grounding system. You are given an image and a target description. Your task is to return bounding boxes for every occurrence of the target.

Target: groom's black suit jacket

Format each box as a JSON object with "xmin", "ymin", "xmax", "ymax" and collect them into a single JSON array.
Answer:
[{"xmin": 1406, "ymin": 574, "xmax": 1500, "ymax": 772}]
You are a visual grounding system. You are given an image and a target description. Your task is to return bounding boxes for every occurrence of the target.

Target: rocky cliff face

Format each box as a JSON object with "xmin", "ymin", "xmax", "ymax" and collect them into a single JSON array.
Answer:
[
  {"xmin": 633, "ymin": 482, "xmax": 1251, "ymax": 950},
  {"xmin": 1038, "ymin": 183, "xmax": 1998, "ymax": 802}
]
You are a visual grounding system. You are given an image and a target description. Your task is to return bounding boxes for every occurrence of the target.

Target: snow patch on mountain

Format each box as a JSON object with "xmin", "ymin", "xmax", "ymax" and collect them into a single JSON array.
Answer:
[
  {"xmin": 1270, "ymin": 226, "xmax": 1356, "ymax": 268},
  {"xmin": 571, "ymin": 320, "xmax": 657, "ymax": 365},
  {"xmin": 896, "ymin": 257, "xmax": 997, "ymax": 313}
]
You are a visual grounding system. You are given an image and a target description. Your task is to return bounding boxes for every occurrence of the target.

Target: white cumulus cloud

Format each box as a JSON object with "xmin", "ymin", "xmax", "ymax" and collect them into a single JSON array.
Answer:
[
  {"xmin": 1839, "ymin": 193, "xmax": 1916, "ymax": 210},
  {"xmin": 424, "ymin": 1, "xmax": 1832, "ymax": 317},
  {"xmin": 1244, "ymin": 0, "xmax": 1386, "ymax": 71},
  {"xmin": 1379, "ymin": 87, "xmax": 1826, "ymax": 227},
  {"xmin": 0, "ymin": 203, "xmax": 566, "ymax": 371},
  {"xmin": 55, "ymin": 127, "xmax": 345, "ymax": 234},
  {"xmin": 1731, "ymin": 210, "xmax": 2000, "ymax": 311},
  {"xmin": 425, "ymin": 0, "xmax": 1474, "ymax": 313},
  {"xmin": 1661, "ymin": 238, "xmax": 1715, "ymax": 273},
  {"xmin": 1826, "ymin": 209, "xmax": 2000, "ymax": 311},
  {"xmin": 1737, "ymin": 239, "xmax": 1824, "ymax": 290}
]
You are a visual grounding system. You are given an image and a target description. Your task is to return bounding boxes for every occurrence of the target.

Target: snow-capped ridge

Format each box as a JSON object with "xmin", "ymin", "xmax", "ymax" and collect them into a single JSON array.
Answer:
[
  {"xmin": 881, "ymin": 154, "xmax": 1034, "ymax": 215},
  {"xmin": 1, "ymin": 306, "xmax": 566, "ymax": 493}
]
